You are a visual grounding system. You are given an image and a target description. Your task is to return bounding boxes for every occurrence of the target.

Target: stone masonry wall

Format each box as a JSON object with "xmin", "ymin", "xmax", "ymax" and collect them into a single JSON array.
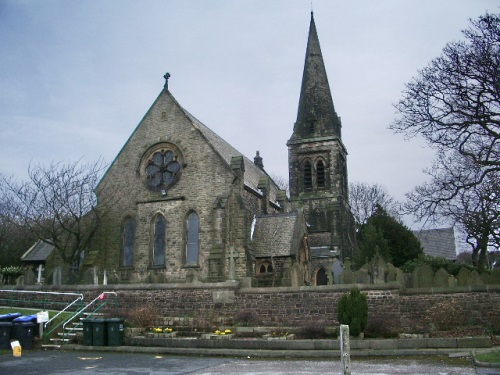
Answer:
[{"xmin": 2, "ymin": 284, "xmax": 498, "ymax": 332}]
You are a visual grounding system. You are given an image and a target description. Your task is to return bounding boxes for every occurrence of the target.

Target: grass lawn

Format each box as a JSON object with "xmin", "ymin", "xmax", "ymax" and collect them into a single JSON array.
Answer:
[
  {"xmin": 0, "ymin": 307, "xmax": 74, "ymax": 329},
  {"xmin": 475, "ymin": 351, "xmax": 500, "ymax": 364}
]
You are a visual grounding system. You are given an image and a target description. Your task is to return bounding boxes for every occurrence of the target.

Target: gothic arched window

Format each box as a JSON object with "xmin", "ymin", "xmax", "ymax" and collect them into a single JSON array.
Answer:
[
  {"xmin": 152, "ymin": 214, "xmax": 166, "ymax": 266},
  {"xmin": 186, "ymin": 212, "xmax": 199, "ymax": 265},
  {"xmin": 122, "ymin": 218, "xmax": 135, "ymax": 267},
  {"xmin": 317, "ymin": 160, "xmax": 325, "ymax": 190},
  {"xmin": 303, "ymin": 161, "xmax": 312, "ymax": 191}
]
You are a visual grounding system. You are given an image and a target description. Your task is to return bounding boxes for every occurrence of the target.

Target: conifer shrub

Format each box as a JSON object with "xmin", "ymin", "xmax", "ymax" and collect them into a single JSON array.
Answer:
[{"xmin": 337, "ymin": 287, "xmax": 368, "ymax": 337}]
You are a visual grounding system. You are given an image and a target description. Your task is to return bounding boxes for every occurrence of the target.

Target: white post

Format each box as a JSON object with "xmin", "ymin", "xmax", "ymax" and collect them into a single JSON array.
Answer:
[
  {"xmin": 103, "ymin": 270, "xmax": 108, "ymax": 285},
  {"xmin": 340, "ymin": 324, "xmax": 351, "ymax": 375},
  {"xmin": 37, "ymin": 264, "xmax": 44, "ymax": 284}
]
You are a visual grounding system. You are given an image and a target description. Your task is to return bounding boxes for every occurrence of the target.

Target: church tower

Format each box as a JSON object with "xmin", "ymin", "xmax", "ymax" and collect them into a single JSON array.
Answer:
[{"xmin": 287, "ymin": 12, "xmax": 353, "ymax": 261}]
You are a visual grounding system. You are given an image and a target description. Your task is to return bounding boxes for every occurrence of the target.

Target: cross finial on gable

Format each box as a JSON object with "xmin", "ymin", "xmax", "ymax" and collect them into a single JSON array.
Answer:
[{"xmin": 163, "ymin": 72, "xmax": 171, "ymax": 91}]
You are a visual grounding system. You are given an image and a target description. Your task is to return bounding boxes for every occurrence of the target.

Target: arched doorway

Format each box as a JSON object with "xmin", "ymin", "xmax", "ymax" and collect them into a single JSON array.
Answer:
[{"xmin": 316, "ymin": 268, "xmax": 328, "ymax": 285}]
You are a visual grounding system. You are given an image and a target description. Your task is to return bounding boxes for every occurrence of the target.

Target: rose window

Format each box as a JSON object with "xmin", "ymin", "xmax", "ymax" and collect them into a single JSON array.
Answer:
[{"xmin": 145, "ymin": 149, "xmax": 181, "ymax": 190}]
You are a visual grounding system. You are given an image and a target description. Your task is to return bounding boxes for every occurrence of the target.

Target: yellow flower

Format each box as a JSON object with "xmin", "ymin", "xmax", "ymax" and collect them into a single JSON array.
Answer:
[
  {"xmin": 214, "ymin": 330, "xmax": 221, "ymax": 335},
  {"xmin": 224, "ymin": 329, "xmax": 232, "ymax": 334}
]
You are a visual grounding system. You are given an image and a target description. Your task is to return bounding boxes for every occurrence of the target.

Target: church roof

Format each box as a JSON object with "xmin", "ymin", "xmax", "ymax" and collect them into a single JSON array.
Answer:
[
  {"xmin": 412, "ymin": 227, "xmax": 457, "ymax": 260},
  {"xmin": 21, "ymin": 240, "xmax": 54, "ymax": 263},
  {"xmin": 179, "ymin": 102, "xmax": 279, "ymax": 202},
  {"xmin": 290, "ymin": 12, "xmax": 341, "ymax": 142},
  {"xmin": 252, "ymin": 212, "xmax": 306, "ymax": 258}
]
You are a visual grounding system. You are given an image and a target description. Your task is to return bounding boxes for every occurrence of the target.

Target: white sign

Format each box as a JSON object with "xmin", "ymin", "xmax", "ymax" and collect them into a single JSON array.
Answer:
[{"xmin": 37, "ymin": 310, "xmax": 49, "ymax": 323}]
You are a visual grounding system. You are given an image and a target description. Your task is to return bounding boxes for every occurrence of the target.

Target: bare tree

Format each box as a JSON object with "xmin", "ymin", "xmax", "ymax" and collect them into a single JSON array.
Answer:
[
  {"xmin": 391, "ymin": 13, "xmax": 500, "ymax": 202},
  {"xmin": 348, "ymin": 182, "xmax": 400, "ymax": 228},
  {"xmin": 405, "ymin": 152, "xmax": 499, "ymax": 271},
  {"xmin": 269, "ymin": 173, "xmax": 289, "ymax": 195},
  {"xmin": 0, "ymin": 159, "xmax": 112, "ymax": 280}
]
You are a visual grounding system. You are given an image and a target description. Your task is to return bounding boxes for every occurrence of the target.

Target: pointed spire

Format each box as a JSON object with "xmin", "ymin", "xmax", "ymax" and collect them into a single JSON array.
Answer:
[{"xmin": 292, "ymin": 12, "xmax": 341, "ymax": 140}]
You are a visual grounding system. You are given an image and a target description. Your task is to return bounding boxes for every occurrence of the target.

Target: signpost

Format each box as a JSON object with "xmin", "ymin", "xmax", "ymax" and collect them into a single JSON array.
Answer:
[
  {"xmin": 37, "ymin": 310, "xmax": 49, "ymax": 338},
  {"xmin": 340, "ymin": 324, "xmax": 351, "ymax": 375}
]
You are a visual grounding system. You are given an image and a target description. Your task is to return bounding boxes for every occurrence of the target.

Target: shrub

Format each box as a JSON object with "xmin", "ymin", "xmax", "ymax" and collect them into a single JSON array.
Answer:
[
  {"xmin": 402, "ymin": 255, "xmax": 475, "ymax": 276},
  {"xmin": 235, "ymin": 309, "xmax": 259, "ymax": 326},
  {"xmin": 113, "ymin": 304, "xmax": 161, "ymax": 328},
  {"xmin": 423, "ymin": 298, "xmax": 468, "ymax": 331},
  {"xmin": 337, "ymin": 287, "xmax": 368, "ymax": 337},
  {"xmin": 364, "ymin": 317, "xmax": 399, "ymax": 338},
  {"xmin": 299, "ymin": 319, "xmax": 332, "ymax": 339}
]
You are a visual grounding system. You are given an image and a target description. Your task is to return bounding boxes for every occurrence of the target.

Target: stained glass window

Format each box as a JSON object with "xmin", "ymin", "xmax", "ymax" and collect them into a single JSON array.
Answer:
[
  {"xmin": 122, "ymin": 218, "xmax": 135, "ymax": 267},
  {"xmin": 153, "ymin": 215, "xmax": 166, "ymax": 266},
  {"xmin": 145, "ymin": 149, "xmax": 181, "ymax": 191},
  {"xmin": 186, "ymin": 212, "xmax": 199, "ymax": 265}
]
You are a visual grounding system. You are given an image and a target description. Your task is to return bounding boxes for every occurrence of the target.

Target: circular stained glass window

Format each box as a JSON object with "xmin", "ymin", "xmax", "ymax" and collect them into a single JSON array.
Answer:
[{"xmin": 144, "ymin": 148, "xmax": 181, "ymax": 191}]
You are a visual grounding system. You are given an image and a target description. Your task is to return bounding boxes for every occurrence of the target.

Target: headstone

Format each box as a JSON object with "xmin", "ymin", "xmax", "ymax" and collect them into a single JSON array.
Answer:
[
  {"xmin": 368, "ymin": 252, "xmax": 387, "ymax": 284},
  {"xmin": 457, "ymin": 268, "xmax": 471, "ymax": 286},
  {"xmin": 413, "ymin": 264, "xmax": 433, "ymax": 288},
  {"xmin": 433, "ymin": 268, "xmax": 449, "ymax": 287},
  {"xmin": 469, "ymin": 270, "xmax": 484, "ymax": 286},
  {"xmin": 386, "ymin": 263, "xmax": 398, "ymax": 282},
  {"xmin": 332, "ymin": 259, "xmax": 343, "ymax": 284},
  {"xmin": 52, "ymin": 267, "xmax": 62, "ymax": 285}
]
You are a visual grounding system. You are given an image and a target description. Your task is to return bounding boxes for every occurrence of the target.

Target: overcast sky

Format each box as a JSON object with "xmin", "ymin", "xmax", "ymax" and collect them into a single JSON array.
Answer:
[{"xmin": 1, "ymin": 1, "xmax": 498, "ymax": 233}]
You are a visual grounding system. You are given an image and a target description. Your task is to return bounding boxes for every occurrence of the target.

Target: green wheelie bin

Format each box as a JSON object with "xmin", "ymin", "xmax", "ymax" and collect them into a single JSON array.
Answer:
[
  {"xmin": 82, "ymin": 319, "xmax": 94, "ymax": 346},
  {"xmin": 92, "ymin": 319, "xmax": 107, "ymax": 346},
  {"xmin": 106, "ymin": 318, "xmax": 125, "ymax": 346}
]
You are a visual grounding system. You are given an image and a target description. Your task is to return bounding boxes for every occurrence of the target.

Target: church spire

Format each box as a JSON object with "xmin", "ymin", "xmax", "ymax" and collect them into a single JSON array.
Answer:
[{"xmin": 291, "ymin": 12, "xmax": 341, "ymax": 141}]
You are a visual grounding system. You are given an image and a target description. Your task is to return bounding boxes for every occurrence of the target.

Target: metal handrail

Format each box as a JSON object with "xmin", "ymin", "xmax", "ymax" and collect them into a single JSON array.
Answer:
[
  {"xmin": 0, "ymin": 290, "xmax": 86, "ymax": 342},
  {"xmin": 44, "ymin": 295, "xmax": 84, "ymax": 329},
  {"xmin": 60, "ymin": 292, "xmax": 118, "ymax": 342}
]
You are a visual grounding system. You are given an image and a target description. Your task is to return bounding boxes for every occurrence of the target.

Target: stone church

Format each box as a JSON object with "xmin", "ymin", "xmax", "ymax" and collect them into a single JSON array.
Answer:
[{"xmin": 83, "ymin": 12, "xmax": 354, "ymax": 287}]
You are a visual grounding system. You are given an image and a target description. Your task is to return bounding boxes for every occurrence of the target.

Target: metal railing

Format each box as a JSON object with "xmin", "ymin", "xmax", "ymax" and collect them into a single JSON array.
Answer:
[
  {"xmin": 59, "ymin": 292, "xmax": 119, "ymax": 343},
  {"xmin": 0, "ymin": 290, "xmax": 84, "ymax": 311}
]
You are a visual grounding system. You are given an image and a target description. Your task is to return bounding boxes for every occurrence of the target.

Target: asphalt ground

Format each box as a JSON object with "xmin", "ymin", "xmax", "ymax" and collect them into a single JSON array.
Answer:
[{"xmin": 1, "ymin": 350, "xmax": 499, "ymax": 375}]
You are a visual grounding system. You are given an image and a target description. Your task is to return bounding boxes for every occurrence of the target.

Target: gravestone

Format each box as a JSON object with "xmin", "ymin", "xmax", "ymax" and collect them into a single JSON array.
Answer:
[
  {"xmin": 332, "ymin": 259, "xmax": 343, "ymax": 284},
  {"xmin": 469, "ymin": 270, "xmax": 484, "ymax": 286},
  {"xmin": 412, "ymin": 264, "xmax": 433, "ymax": 288},
  {"xmin": 457, "ymin": 268, "xmax": 471, "ymax": 286},
  {"xmin": 52, "ymin": 266, "xmax": 62, "ymax": 285},
  {"xmin": 433, "ymin": 268, "xmax": 449, "ymax": 287}
]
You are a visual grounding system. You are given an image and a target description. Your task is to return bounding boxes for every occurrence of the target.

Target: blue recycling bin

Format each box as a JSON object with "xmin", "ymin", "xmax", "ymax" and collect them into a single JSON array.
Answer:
[
  {"xmin": 11, "ymin": 322, "xmax": 35, "ymax": 350},
  {"xmin": 13, "ymin": 314, "xmax": 39, "ymax": 337},
  {"xmin": 0, "ymin": 313, "xmax": 22, "ymax": 322},
  {"xmin": 0, "ymin": 322, "xmax": 12, "ymax": 349}
]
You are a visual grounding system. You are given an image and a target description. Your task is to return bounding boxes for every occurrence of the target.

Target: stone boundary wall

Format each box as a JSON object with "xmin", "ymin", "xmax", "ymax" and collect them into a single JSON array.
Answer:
[{"xmin": 0, "ymin": 283, "xmax": 498, "ymax": 332}]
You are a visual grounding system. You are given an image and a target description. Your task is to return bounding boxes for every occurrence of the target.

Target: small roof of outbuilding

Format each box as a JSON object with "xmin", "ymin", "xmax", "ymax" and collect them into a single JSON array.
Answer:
[
  {"xmin": 412, "ymin": 227, "xmax": 456, "ymax": 260},
  {"xmin": 252, "ymin": 211, "xmax": 307, "ymax": 258},
  {"xmin": 21, "ymin": 240, "xmax": 55, "ymax": 263}
]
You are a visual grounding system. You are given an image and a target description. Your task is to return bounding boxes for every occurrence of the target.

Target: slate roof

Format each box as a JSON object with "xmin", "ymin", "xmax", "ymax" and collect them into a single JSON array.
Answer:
[
  {"xmin": 180, "ymin": 103, "xmax": 279, "ymax": 204},
  {"xmin": 252, "ymin": 212, "xmax": 305, "ymax": 258},
  {"xmin": 21, "ymin": 240, "xmax": 55, "ymax": 262},
  {"xmin": 412, "ymin": 227, "xmax": 456, "ymax": 260}
]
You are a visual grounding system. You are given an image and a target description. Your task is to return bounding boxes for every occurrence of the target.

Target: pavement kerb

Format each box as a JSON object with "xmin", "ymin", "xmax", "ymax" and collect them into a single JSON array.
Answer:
[
  {"xmin": 472, "ymin": 349, "xmax": 500, "ymax": 368},
  {"xmin": 62, "ymin": 344, "xmax": 499, "ymax": 360}
]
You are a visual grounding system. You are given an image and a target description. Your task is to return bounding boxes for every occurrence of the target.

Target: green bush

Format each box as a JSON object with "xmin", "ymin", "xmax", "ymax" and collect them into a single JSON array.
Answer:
[
  {"xmin": 402, "ymin": 255, "xmax": 475, "ymax": 276},
  {"xmin": 337, "ymin": 287, "xmax": 368, "ymax": 336}
]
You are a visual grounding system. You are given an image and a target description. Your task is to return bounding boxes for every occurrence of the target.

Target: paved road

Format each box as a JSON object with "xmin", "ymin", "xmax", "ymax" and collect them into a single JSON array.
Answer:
[{"xmin": 0, "ymin": 350, "xmax": 498, "ymax": 375}]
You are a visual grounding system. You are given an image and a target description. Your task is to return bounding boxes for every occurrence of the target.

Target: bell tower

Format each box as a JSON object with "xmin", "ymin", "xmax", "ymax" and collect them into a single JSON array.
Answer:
[{"xmin": 287, "ymin": 12, "xmax": 353, "ymax": 261}]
